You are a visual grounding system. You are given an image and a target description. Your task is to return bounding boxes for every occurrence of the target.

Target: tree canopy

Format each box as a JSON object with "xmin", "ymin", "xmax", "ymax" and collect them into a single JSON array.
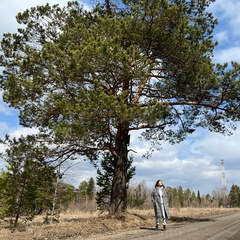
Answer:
[{"xmin": 1, "ymin": 0, "xmax": 240, "ymax": 214}]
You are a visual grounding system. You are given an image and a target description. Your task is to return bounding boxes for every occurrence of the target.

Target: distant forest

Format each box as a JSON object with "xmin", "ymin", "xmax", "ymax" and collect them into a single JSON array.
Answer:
[{"xmin": 0, "ymin": 167, "xmax": 239, "ymax": 229}]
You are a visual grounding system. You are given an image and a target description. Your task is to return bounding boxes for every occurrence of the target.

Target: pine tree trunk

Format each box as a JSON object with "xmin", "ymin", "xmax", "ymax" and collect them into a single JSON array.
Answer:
[
  {"xmin": 14, "ymin": 179, "xmax": 26, "ymax": 228},
  {"xmin": 50, "ymin": 171, "xmax": 60, "ymax": 224},
  {"xmin": 110, "ymin": 125, "xmax": 129, "ymax": 215}
]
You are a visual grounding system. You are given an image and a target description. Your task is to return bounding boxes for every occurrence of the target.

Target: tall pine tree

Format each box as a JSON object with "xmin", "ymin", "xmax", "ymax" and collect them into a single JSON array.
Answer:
[{"xmin": 1, "ymin": 0, "xmax": 240, "ymax": 214}]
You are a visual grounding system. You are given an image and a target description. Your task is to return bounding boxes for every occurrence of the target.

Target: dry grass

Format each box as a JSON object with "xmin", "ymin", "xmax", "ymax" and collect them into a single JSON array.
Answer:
[{"xmin": 0, "ymin": 208, "xmax": 239, "ymax": 240}]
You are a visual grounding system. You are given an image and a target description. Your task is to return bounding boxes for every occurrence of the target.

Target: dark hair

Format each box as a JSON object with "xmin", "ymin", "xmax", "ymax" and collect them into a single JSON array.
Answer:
[{"xmin": 155, "ymin": 180, "xmax": 165, "ymax": 188}]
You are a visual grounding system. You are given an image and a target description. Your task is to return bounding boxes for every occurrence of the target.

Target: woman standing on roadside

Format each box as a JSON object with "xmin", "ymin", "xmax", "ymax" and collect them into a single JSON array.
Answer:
[{"xmin": 151, "ymin": 179, "xmax": 170, "ymax": 231}]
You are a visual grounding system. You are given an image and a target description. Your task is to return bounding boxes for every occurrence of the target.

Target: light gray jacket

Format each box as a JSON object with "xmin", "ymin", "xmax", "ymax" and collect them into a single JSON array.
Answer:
[{"xmin": 151, "ymin": 187, "xmax": 170, "ymax": 219}]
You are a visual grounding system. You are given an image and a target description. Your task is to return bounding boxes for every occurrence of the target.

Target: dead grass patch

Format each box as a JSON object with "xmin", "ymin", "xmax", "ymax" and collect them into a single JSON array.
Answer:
[{"xmin": 0, "ymin": 208, "xmax": 239, "ymax": 240}]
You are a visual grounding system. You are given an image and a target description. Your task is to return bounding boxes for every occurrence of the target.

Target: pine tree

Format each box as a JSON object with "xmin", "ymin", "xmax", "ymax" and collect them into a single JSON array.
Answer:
[
  {"xmin": 197, "ymin": 190, "xmax": 201, "ymax": 207},
  {"xmin": 87, "ymin": 177, "xmax": 95, "ymax": 200},
  {"xmin": 78, "ymin": 180, "xmax": 88, "ymax": 209},
  {"xmin": 96, "ymin": 153, "xmax": 135, "ymax": 212},
  {"xmin": 128, "ymin": 183, "xmax": 147, "ymax": 208},
  {"xmin": 190, "ymin": 191, "xmax": 197, "ymax": 207},
  {"xmin": 1, "ymin": 0, "xmax": 240, "ymax": 215},
  {"xmin": 0, "ymin": 135, "xmax": 56, "ymax": 228},
  {"xmin": 58, "ymin": 183, "xmax": 76, "ymax": 211},
  {"xmin": 229, "ymin": 184, "xmax": 240, "ymax": 207},
  {"xmin": 178, "ymin": 186, "xmax": 184, "ymax": 208},
  {"xmin": 184, "ymin": 188, "xmax": 192, "ymax": 207}
]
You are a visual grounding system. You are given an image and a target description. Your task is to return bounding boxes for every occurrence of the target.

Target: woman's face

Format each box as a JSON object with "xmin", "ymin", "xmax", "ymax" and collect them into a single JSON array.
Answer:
[{"xmin": 157, "ymin": 180, "xmax": 163, "ymax": 187}]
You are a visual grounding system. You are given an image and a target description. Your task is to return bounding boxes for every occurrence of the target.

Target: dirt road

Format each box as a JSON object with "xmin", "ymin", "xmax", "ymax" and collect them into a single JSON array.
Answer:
[{"xmin": 82, "ymin": 212, "xmax": 240, "ymax": 240}]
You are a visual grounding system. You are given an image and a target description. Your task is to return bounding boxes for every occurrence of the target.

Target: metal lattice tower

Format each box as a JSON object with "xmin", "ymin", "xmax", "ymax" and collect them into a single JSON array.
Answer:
[{"xmin": 221, "ymin": 159, "xmax": 228, "ymax": 197}]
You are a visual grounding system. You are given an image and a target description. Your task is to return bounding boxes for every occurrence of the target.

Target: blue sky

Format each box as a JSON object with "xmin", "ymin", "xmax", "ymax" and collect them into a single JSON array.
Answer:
[{"xmin": 0, "ymin": 0, "xmax": 240, "ymax": 196}]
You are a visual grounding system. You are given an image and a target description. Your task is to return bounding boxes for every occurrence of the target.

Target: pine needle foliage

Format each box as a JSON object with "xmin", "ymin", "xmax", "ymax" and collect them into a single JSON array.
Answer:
[{"xmin": 1, "ymin": 0, "xmax": 240, "ymax": 214}]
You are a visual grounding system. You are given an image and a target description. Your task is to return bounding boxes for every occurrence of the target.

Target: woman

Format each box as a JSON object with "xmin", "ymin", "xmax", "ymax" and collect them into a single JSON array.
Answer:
[{"xmin": 151, "ymin": 179, "xmax": 170, "ymax": 231}]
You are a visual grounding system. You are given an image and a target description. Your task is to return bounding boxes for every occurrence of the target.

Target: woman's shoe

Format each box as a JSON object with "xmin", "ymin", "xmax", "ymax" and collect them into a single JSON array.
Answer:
[{"xmin": 155, "ymin": 225, "xmax": 159, "ymax": 230}]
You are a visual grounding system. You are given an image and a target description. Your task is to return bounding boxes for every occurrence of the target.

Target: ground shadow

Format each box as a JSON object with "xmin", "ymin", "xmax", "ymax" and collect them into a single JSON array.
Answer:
[
  {"xmin": 170, "ymin": 216, "xmax": 214, "ymax": 223},
  {"xmin": 139, "ymin": 216, "xmax": 214, "ymax": 231},
  {"xmin": 139, "ymin": 227, "xmax": 158, "ymax": 231}
]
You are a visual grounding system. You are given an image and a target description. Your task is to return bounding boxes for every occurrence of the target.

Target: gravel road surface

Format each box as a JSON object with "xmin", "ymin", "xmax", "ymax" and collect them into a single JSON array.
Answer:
[{"xmin": 83, "ymin": 212, "xmax": 240, "ymax": 240}]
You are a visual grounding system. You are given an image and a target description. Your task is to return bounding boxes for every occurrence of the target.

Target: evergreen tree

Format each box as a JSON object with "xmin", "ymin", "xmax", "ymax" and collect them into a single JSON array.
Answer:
[
  {"xmin": 204, "ymin": 193, "xmax": 212, "ymax": 207},
  {"xmin": 127, "ymin": 182, "xmax": 147, "ymax": 208},
  {"xmin": 134, "ymin": 183, "xmax": 147, "ymax": 207},
  {"xmin": 57, "ymin": 183, "xmax": 75, "ymax": 211},
  {"xmin": 76, "ymin": 178, "xmax": 96, "ymax": 211},
  {"xmin": 1, "ymin": 0, "xmax": 240, "ymax": 214},
  {"xmin": 166, "ymin": 187, "xmax": 173, "ymax": 207},
  {"xmin": 229, "ymin": 184, "xmax": 240, "ymax": 207},
  {"xmin": 96, "ymin": 153, "xmax": 135, "ymax": 211},
  {"xmin": 0, "ymin": 135, "xmax": 56, "ymax": 228},
  {"xmin": 95, "ymin": 153, "xmax": 113, "ymax": 211},
  {"xmin": 184, "ymin": 188, "xmax": 192, "ymax": 207},
  {"xmin": 178, "ymin": 186, "xmax": 184, "ymax": 208},
  {"xmin": 197, "ymin": 190, "xmax": 201, "ymax": 206},
  {"xmin": 190, "ymin": 191, "xmax": 197, "ymax": 207},
  {"xmin": 87, "ymin": 177, "xmax": 95, "ymax": 200},
  {"xmin": 78, "ymin": 180, "xmax": 88, "ymax": 209}
]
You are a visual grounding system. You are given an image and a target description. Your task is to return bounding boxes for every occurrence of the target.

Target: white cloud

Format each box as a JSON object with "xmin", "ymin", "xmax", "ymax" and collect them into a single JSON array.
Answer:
[
  {"xmin": 0, "ymin": 121, "xmax": 9, "ymax": 137},
  {"xmin": 210, "ymin": 0, "xmax": 240, "ymax": 37},
  {"xmin": 213, "ymin": 46, "xmax": 240, "ymax": 64},
  {"xmin": 0, "ymin": 92, "xmax": 14, "ymax": 116},
  {"xmin": 8, "ymin": 127, "xmax": 39, "ymax": 139},
  {"xmin": 64, "ymin": 163, "xmax": 97, "ymax": 188},
  {"xmin": 35, "ymin": 120, "xmax": 239, "ymax": 194},
  {"xmin": 0, "ymin": 125, "xmax": 39, "ymax": 172},
  {"xmin": 0, "ymin": 103, "xmax": 13, "ymax": 116},
  {"xmin": 0, "ymin": 1, "xmax": 62, "ymax": 34},
  {"xmin": 214, "ymin": 31, "xmax": 228, "ymax": 44},
  {"xmin": 127, "ymin": 125, "xmax": 240, "ymax": 195},
  {"xmin": 0, "ymin": 0, "xmax": 91, "ymax": 38},
  {"xmin": 209, "ymin": 0, "xmax": 240, "ymax": 64},
  {"xmin": 0, "ymin": 115, "xmax": 39, "ymax": 139}
]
